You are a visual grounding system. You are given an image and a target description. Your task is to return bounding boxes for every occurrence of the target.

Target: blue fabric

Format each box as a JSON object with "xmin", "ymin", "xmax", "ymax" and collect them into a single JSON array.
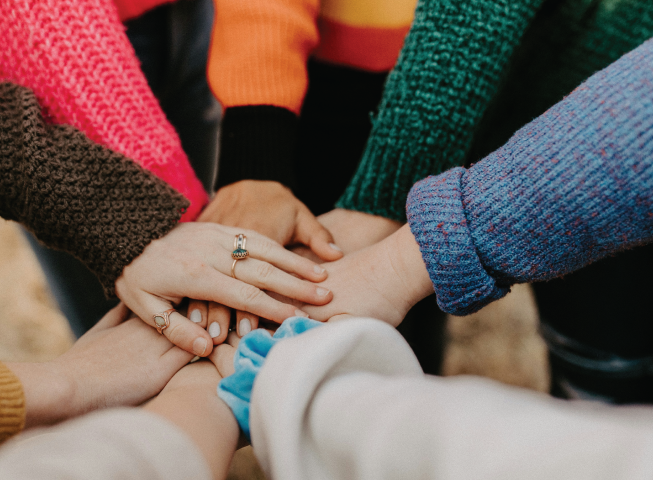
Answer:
[
  {"xmin": 407, "ymin": 38, "xmax": 653, "ymax": 316},
  {"xmin": 218, "ymin": 317, "xmax": 322, "ymax": 439}
]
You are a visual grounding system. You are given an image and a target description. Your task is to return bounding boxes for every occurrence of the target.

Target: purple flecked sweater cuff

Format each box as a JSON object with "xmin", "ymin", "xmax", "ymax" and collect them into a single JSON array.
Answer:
[{"xmin": 407, "ymin": 169, "xmax": 510, "ymax": 316}]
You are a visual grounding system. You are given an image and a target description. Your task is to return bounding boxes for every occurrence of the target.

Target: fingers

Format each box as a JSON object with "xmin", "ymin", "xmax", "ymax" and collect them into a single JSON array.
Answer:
[
  {"xmin": 171, "ymin": 267, "xmax": 309, "ymax": 324},
  {"xmin": 91, "ymin": 302, "xmax": 130, "ymax": 331},
  {"xmin": 138, "ymin": 294, "xmax": 214, "ymax": 357},
  {"xmin": 236, "ymin": 310, "xmax": 258, "ymax": 337},
  {"xmin": 160, "ymin": 345, "xmax": 195, "ymax": 371},
  {"xmin": 207, "ymin": 302, "xmax": 230, "ymax": 345},
  {"xmin": 294, "ymin": 208, "xmax": 344, "ymax": 262},
  {"xmin": 187, "ymin": 300, "xmax": 208, "ymax": 328},
  {"xmin": 217, "ymin": 226, "xmax": 328, "ymax": 283},
  {"xmin": 229, "ymin": 257, "xmax": 333, "ymax": 305}
]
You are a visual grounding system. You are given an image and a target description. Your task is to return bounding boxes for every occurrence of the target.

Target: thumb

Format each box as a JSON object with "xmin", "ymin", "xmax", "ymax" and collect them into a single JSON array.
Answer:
[{"xmin": 294, "ymin": 209, "xmax": 343, "ymax": 262}]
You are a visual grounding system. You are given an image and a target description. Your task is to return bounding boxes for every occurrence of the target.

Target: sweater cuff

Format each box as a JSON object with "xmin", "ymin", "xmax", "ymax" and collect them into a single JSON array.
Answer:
[
  {"xmin": 215, "ymin": 106, "xmax": 299, "ymax": 191},
  {"xmin": 406, "ymin": 169, "xmax": 509, "ymax": 316},
  {"xmin": 217, "ymin": 317, "xmax": 321, "ymax": 439},
  {"xmin": 0, "ymin": 363, "xmax": 25, "ymax": 444}
]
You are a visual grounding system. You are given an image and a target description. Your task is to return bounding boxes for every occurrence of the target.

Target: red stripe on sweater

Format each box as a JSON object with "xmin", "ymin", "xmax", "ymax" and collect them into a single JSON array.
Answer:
[{"xmin": 313, "ymin": 17, "xmax": 410, "ymax": 72}]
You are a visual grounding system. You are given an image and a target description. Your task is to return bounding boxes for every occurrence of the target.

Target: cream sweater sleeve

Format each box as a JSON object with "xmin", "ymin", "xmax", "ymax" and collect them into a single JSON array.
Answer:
[
  {"xmin": 250, "ymin": 319, "xmax": 653, "ymax": 480},
  {"xmin": 0, "ymin": 363, "xmax": 25, "ymax": 444},
  {"xmin": 0, "ymin": 408, "xmax": 211, "ymax": 480}
]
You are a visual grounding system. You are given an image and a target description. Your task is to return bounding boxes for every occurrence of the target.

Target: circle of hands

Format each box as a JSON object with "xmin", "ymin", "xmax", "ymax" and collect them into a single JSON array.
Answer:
[
  {"xmin": 114, "ymin": 180, "xmax": 414, "ymax": 359},
  {"xmin": 57, "ymin": 179, "xmax": 434, "ymax": 435}
]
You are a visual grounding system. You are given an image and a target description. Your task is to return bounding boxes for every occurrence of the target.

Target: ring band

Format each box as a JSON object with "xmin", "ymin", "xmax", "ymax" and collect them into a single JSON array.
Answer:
[
  {"xmin": 153, "ymin": 308, "xmax": 175, "ymax": 335},
  {"xmin": 231, "ymin": 258, "xmax": 238, "ymax": 279},
  {"xmin": 231, "ymin": 234, "xmax": 249, "ymax": 279}
]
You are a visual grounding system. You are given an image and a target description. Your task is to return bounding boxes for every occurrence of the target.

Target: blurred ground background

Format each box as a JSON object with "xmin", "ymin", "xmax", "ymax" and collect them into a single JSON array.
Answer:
[{"xmin": 0, "ymin": 217, "xmax": 550, "ymax": 478}]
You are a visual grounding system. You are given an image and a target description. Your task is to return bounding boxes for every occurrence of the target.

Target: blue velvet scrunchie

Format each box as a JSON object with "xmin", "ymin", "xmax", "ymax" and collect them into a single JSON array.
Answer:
[{"xmin": 217, "ymin": 316, "xmax": 322, "ymax": 439}]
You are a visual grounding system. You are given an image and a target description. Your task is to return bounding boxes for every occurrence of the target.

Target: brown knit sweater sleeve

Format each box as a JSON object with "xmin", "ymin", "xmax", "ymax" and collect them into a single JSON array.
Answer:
[
  {"xmin": 0, "ymin": 362, "xmax": 25, "ymax": 444},
  {"xmin": 0, "ymin": 82, "xmax": 190, "ymax": 297}
]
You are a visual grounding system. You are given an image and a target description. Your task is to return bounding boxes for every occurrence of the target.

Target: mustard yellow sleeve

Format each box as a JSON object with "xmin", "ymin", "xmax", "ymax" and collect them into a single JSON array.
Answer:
[{"xmin": 0, "ymin": 363, "xmax": 26, "ymax": 444}]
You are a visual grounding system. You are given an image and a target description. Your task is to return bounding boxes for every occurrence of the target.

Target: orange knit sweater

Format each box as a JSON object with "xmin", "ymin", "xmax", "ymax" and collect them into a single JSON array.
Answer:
[
  {"xmin": 0, "ymin": 363, "xmax": 25, "ymax": 444},
  {"xmin": 208, "ymin": 0, "xmax": 417, "ymax": 114}
]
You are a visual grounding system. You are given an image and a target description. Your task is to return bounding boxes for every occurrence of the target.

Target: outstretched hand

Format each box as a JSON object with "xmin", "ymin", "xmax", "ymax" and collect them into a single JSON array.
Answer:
[
  {"xmin": 200, "ymin": 180, "xmax": 344, "ymax": 261},
  {"xmin": 115, "ymin": 223, "xmax": 331, "ymax": 356},
  {"xmin": 7, "ymin": 303, "xmax": 194, "ymax": 429},
  {"xmin": 301, "ymin": 225, "xmax": 434, "ymax": 326}
]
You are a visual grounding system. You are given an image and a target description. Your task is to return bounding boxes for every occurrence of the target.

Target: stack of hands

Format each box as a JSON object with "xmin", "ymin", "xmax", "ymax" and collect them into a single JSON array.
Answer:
[
  {"xmin": 114, "ymin": 180, "xmax": 434, "ymax": 360},
  {"xmin": 6, "ymin": 179, "xmax": 435, "ymax": 465}
]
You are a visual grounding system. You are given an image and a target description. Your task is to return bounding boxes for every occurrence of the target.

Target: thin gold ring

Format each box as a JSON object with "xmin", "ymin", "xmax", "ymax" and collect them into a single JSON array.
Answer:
[
  {"xmin": 153, "ymin": 308, "xmax": 175, "ymax": 335},
  {"xmin": 231, "ymin": 258, "xmax": 239, "ymax": 279}
]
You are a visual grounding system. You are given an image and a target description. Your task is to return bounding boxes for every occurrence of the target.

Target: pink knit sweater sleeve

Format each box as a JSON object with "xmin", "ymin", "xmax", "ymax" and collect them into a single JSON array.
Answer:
[{"xmin": 0, "ymin": 0, "xmax": 208, "ymax": 221}]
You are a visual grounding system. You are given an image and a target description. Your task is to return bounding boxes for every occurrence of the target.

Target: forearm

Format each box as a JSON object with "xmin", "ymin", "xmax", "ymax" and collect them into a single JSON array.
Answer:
[
  {"xmin": 408, "ymin": 38, "xmax": 653, "ymax": 315},
  {"xmin": 337, "ymin": 0, "xmax": 544, "ymax": 221},
  {"xmin": 145, "ymin": 363, "xmax": 239, "ymax": 480},
  {"xmin": 0, "ymin": 82, "xmax": 188, "ymax": 297}
]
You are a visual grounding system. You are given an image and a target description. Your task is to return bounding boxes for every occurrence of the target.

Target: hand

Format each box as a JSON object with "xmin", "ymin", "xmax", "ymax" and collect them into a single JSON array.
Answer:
[
  {"xmin": 7, "ymin": 303, "xmax": 193, "ymax": 428},
  {"xmin": 318, "ymin": 208, "xmax": 403, "ymax": 255},
  {"xmin": 301, "ymin": 225, "xmax": 434, "ymax": 326},
  {"xmin": 290, "ymin": 209, "xmax": 403, "ymax": 263},
  {"xmin": 194, "ymin": 182, "xmax": 343, "ymax": 343},
  {"xmin": 200, "ymin": 180, "xmax": 344, "ymax": 261},
  {"xmin": 115, "ymin": 223, "xmax": 332, "ymax": 356}
]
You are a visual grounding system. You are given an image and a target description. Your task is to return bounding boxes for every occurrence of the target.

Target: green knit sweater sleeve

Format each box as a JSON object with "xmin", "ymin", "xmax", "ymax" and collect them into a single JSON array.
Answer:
[
  {"xmin": 0, "ymin": 82, "xmax": 189, "ymax": 297},
  {"xmin": 336, "ymin": 0, "xmax": 544, "ymax": 221}
]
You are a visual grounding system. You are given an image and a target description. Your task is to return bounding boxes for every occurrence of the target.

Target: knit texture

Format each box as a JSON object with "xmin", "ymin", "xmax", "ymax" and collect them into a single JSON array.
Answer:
[
  {"xmin": 338, "ymin": 0, "xmax": 544, "ymax": 221},
  {"xmin": 0, "ymin": 83, "xmax": 189, "ymax": 297},
  {"xmin": 0, "ymin": 363, "xmax": 25, "ymax": 445},
  {"xmin": 407, "ymin": 38, "xmax": 653, "ymax": 315},
  {"xmin": 0, "ymin": 0, "xmax": 207, "ymax": 220},
  {"xmin": 468, "ymin": 0, "xmax": 653, "ymax": 162}
]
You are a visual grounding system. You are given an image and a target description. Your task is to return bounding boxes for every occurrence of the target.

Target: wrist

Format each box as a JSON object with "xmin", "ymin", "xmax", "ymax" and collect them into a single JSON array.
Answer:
[
  {"xmin": 215, "ymin": 106, "xmax": 299, "ymax": 190},
  {"xmin": 6, "ymin": 361, "xmax": 76, "ymax": 428},
  {"xmin": 384, "ymin": 224, "xmax": 434, "ymax": 308}
]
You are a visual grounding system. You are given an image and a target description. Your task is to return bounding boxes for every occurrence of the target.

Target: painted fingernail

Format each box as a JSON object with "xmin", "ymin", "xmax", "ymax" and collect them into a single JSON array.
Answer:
[
  {"xmin": 295, "ymin": 309, "xmax": 310, "ymax": 318},
  {"xmin": 193, "ymin": 337, "xmax": 208, "ymax": 356},
  {"xmin": 208, "ymin": 322, "xmax": 221, "ymax": 338},
  {"xmin": 239, "ymin": 318, "xmax": 252, "ymax": 336},
  {"xmin": 329, "ymin": 243, "xmax": 342, "ymax": 252},
  {"xmin": 316, "ymin": 287, "xmax": 330, "ymax": 297},
  {"xmin": 190, "ymin": 309, "xmax": 202, "ymax": 323},
  {"xmin": 314, "ymin": 265, "xmax": 326, "ymax": 275}
]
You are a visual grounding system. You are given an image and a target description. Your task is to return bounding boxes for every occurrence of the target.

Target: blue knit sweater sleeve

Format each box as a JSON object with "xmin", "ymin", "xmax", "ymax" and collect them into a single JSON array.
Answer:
[{"xmin": 407, "ymin": 38, "xmax": 653, "ymax": 316}]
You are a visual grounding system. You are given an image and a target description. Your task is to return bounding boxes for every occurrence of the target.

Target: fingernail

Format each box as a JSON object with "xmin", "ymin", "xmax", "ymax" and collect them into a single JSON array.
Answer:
[
  {"xmin": 314, "ymin": 265, "xmax": 326, "ymax": 275},
  {"xmin": 295, "ymin": 309, "xmax": 310, "ymax": 318},
  {"xmin": 329, "ymin": 243, "xmax": 342, "ymax": 252},
  {"xmin": 190, "ymin": 309, "xmax": 202, "ymax": 323},
  {"xmin": 316, "ymin": 287, "xmax": 330, "ymax": 297},
  {"xmin": 208, "ymin": 322, "xmax": 221, "ymax": 338},
  {"xmin": 193, "ymin": 337, "xmax": 208, "ymax": 356},
  {"xmin": 239, "ymin": 318, "xmax": 252, "ymax": 336}
]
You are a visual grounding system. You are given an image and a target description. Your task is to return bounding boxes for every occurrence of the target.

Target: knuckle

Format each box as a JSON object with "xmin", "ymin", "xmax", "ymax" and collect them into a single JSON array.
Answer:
[
  {"xmin": 256, "ymin": 239, "xmax": 274, "ymax": 257},
  {"xmin": 164, "ymin": 322, "xmax": 188, "ymax": 345},
  {"xmin": 255, "ymin": 262, "xmax": 275, "ymax": 281},
  {"xmin": 240, "ymin": 284, "xmax": 263, "ymax": 305}
]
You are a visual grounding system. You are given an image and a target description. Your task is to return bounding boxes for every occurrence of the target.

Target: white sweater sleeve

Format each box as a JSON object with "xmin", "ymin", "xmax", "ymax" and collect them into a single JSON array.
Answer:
[
  {"xmin": 250, "ymin": 318, "xmax": 653, "ymax": 480},
  {"xmin": 0, "ymin": 408, "xmax": 211, "ymax": 480}
]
